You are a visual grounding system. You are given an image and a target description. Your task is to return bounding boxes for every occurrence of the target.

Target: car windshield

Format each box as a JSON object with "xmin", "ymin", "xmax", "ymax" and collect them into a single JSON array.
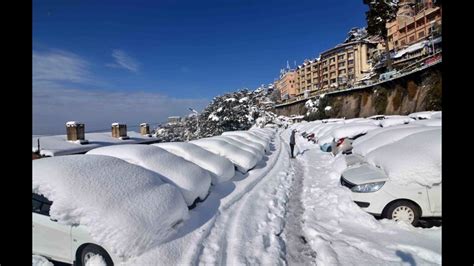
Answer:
[{"xmin": 33, "ymin": 193, "xmax": 52, "ymax": 216}]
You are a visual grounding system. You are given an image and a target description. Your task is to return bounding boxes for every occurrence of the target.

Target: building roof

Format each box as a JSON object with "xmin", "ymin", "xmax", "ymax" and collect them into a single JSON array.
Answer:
[
  {"xmin": 32, "ymin": 131, "xmax": 157, "ymax": 157},
  {"xmin": 392, "ymin": 39, "xmax": 431, "ymax": 59}
]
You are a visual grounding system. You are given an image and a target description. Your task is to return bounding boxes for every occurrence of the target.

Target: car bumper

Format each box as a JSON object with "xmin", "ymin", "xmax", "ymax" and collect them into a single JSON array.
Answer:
[{"xmin": 349, "ymin": 189, "xmax": 396, "ymax": 215}]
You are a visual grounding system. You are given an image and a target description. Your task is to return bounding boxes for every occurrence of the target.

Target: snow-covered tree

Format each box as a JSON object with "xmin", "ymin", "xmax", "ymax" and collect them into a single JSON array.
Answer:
[
  {"xmin": 363, "ymin": 0, "xmax": 398, "ymax": 70},
  {"xmin": 154, "ymin": 86, "xmax": 280, "ymax": 142}
]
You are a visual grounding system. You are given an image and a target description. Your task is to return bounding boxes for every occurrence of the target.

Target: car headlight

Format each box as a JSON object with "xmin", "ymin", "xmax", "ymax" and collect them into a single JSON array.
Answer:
[{"xmin": 351, "ymin": 181, "xmax": 385, "ymax": 193}]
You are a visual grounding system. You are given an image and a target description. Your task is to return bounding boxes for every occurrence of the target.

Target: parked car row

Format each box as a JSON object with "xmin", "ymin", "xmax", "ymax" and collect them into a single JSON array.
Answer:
[
  {"xmin": 293, "ymin": 111, "xmax": 441, "ymax": 225},
  {"xmin": 33, "ymin": 127, "xmax": 276, "ymax": 265}
]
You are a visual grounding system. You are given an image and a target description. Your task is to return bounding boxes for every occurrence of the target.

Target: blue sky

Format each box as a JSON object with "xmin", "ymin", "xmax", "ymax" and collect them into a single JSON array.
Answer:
[{"xmin": 33, "ymin": 0, "xmax": 368, "ymax": 134}]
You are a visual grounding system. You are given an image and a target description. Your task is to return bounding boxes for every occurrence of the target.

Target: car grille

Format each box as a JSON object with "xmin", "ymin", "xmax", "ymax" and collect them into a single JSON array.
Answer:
[{"xmin": 340, "ymin": 177, "xmax": 356, "ymax": 189}]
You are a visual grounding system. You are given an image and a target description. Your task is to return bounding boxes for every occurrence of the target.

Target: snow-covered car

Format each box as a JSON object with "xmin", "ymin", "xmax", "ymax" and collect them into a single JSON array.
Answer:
[
  {"xmin": 87, "ymin": 144, "xmax": 213, "ymax": 206},
  {"xmin": 408, "ymin": 111, "xmax": 441, "ymax": 120},
  {"xmin": 340, "ymin": 129, "xmax": 441, "ymax": 225},
  {"xmin": 33, "ymin": 193, "xmax": 117, "ymax": 265},
  {"xmin": 329, "ymin": 124, "xmax": 380, "ymax": 155},
  {"xmin": 33, "ymin": 155, "xmax": 188, "ymax": 264}
]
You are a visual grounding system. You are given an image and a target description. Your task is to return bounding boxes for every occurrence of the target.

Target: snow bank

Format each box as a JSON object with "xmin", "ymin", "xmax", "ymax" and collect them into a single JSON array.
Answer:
[
  {"xmin": 353, "ymin": 125, "xmax": 436, "ymax": 156},
  {"xmin": 87, "ymin": 144, "xmax": 212, "ymax": 206},
  {"xmin": 191, "ymin": 138, "xmax": 259, "ymax": 173},
  {"xmin": 153, "ymin": 142, "xmax": 235, "ymax": 184},
  {"xmin": 366, "ymin": 128, "xmax": 441, "ymax": 187},
  {"xmin": 85, "ymin": 254, "xmax": 106, "ymax": 266},
  {"xmin": 331, "ymin": 124, "xmax": 380, "ymax": 140},
  {"xmin": 32, "ymin": 255, "xmax": 53, "ymax": 266},
  {"xmin": 33, "ymin": 155, "xmax": 188, "ymax": 258}
]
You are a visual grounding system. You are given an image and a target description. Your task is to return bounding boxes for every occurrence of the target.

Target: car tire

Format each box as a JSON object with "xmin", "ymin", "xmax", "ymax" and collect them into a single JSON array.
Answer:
[
  {"xmin": 79, "ymin": 244, "xmax": 114, "ymax": 266},
  {"xmin": 383, "ymin": 200, "xmax": 420, "ymax": 226}
]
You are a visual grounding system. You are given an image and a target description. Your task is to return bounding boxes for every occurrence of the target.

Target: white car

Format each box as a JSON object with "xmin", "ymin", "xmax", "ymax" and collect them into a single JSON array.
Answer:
[
  {"xmin": 33, "ymin": 193, "xmax": 117, "ymax": 265},
  {"xmin": 340, "ymin": 164, "xmax": 441, "ymax": 225},
  {"xmin": 341, "ymin": 128, "xmax": 441, "ymax": 225}
]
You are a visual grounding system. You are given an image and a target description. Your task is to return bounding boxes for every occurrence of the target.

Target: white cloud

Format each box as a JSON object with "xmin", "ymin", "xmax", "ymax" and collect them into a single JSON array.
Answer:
[
  {"xmin": 32, "ymin": 49, "xmax": 208, "ymax": 135},
  {"xmin": 107, "ymin": 49, "xmax": 140, "ymax": 72},
  {"xmin": 33, "ymin": 49, "xmax": 92, "ymax": 84}
]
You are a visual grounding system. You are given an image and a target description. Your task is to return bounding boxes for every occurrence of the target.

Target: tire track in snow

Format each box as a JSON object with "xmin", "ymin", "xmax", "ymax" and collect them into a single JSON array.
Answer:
[{"xmin": 197, "ymin": 130, "xmax": 293, "ymax": 265}]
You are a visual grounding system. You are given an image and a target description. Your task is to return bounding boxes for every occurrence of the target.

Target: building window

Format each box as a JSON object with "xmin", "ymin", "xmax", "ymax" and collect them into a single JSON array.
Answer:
[
  {"xmin": 348, "ymin": 60, "xmax": 354, "ymax": 65},
  {"xmin": 409, "ymin": 35, "xmax": 415, "ymax": 42},
  {"xmin": 330, "ymin": 65, "xmax": 335, "ymax": 71},
  {"xmin": 329, "ymin": 58, "xmax": 335, "ymax": 63},
  {"xmin": 339, "ymin": 69, "xmax": 346, "ymax": 74},
  {"xmin": 338, "ymin": 62, "xmax": 345, "ymax": 68},
  {"xmin": 348, "ymin": 67, "xmax": 354, "ymax": 73},
  {"xmin": 347, "ymin": 52, "xmax": 353, "ymax": 59},
  {"xmin": 338, "ymin": 55, "xmax": 344, "ymax": 60},
  {"xmin": 330, "ymin": 79, "xmax": 336, "ymax": 84},
  {"xmin": 401, "ymin": 40, "xmax": 406, "ymax": 46},
  {"xmin": 418, "ymin": 31, "xmax": 425, "ymax": 38}
]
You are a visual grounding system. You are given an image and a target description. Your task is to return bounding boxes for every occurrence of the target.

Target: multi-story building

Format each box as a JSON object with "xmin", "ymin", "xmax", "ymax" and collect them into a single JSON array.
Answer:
[
  {"xmin": 295, "ymin": 39, "xmax": 376, "ymax": 96},
  {"xmin": 275, "ymin": 69, "xmax": 298, "ymax": 100},
  {"xmin": 386, "ymin": 0, "xmax": 441, "ymax": 51}
]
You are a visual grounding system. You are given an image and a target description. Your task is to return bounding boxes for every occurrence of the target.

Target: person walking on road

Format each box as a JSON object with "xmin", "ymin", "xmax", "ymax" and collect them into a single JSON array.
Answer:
[{"xmin": 290, "ymin": 129, "xmax": 296, "ymax": 158}]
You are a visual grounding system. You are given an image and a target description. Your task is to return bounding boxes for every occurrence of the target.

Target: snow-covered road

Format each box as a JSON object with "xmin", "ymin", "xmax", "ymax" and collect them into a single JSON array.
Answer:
[{"xmin": 130, "ymin": 128, "xmax": 441, "ymax": 265}]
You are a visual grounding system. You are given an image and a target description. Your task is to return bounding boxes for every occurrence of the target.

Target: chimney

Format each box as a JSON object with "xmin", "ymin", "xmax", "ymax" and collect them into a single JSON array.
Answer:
[
  {"xmin": 111, "ymin": 122, "xmax": 129, "ymax": 140},
  {"xmin": 66, "ymin": 121, "xmax": 88, "ymax": 144},
  {"xmin": 140, "ymin": 123, "xmax": 150, "ymax": 136}
]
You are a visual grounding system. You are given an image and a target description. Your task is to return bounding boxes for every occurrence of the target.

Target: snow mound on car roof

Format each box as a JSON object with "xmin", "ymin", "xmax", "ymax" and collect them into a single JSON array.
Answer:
[
  {"xmin": 87, "ymin": 144, "xmax": 212, "ymax": 206},
  {"xmin": 191, "ymin": 137, "xmax": 259, "ymax": 173},
  {"xmin": 353, "ymin": 125, "xmax": 437, "ymax": 156},
  {"xmin": 33, "ymin": 155, "xmax": 188, "ymax": 258},
  {"xmin": 212, "ymin": 135, "xmax": 264, "ymax": 161},
  {"xmin": 366, "ymin": 128, "xmax": 441, "ymax": 187},
  {"xmin": 380, "ymin": 116, "xmax": 413, "ymax": 127},
  {"xmin": 222, "ymin": 130, "xmax": 270, "ymax": 152},
  {"xmin": 331, "ymin": 124, "xmax": 380, "ymax": 140},
  {"xmin": 153, "ymin": 142, "xmax": 235, "ymax": 184}
]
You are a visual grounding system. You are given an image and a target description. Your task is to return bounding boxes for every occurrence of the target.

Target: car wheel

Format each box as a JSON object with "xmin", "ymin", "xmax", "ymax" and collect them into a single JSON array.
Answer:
[
  {"xmin": 384, "ymin": 200, "xmax": 420, "ymax": 225},
  {"xmin": 80, "ymin": 244, "xmax": 113, "ymax": 266}
]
